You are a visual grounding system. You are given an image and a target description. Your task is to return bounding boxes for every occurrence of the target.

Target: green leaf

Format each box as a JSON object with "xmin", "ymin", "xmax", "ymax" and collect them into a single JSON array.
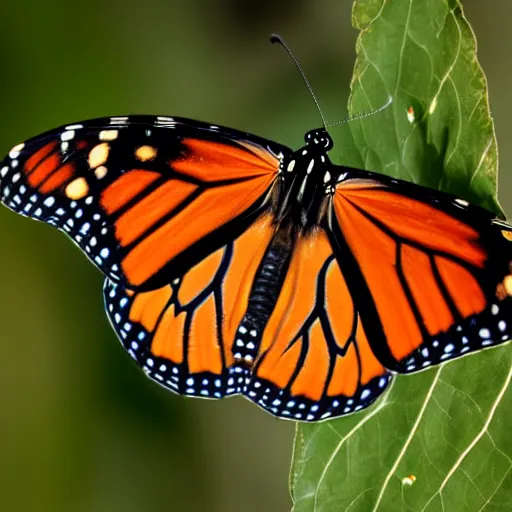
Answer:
[
  {"xmin": 333, "ymin": 0, "xmax": 502, "ymax": 216},
  {"xmin": 290, "ymin": 1, "xmax": 512, "ymax": 511}
]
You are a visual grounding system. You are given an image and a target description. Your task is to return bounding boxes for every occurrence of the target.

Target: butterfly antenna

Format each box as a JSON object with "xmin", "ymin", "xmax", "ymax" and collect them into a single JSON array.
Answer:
[
  {"xmin": 327, "ymin": 96, "xmax": 393, "ymax": 127},
  {"xmin": 270, "ymin": 34, "xmax": 328, "ymax": 128}
]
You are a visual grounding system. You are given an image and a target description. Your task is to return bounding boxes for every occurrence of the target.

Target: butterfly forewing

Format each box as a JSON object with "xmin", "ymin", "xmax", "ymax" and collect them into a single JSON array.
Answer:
[
  {"xmin": 330, "ymin": 171, "xmax": 512, "ymax": 373},
  {"xmin": 0, "ymin": 116, "xmax": 287, "ymax": 288}
]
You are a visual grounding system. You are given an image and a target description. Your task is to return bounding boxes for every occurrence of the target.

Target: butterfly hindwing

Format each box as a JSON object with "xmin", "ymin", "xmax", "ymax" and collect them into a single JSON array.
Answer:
[
  {"xmin": 245, "ymin": 230, "xmax": 392, "ymax": 421},
  {"xmin": 1, "ymin": 116, "xmax": 286, "ymax": 288},
  {"xmin": 331, "ymin": 171, "xmax": 512, "ymax": 373},
  {"xmin": 104, "ymin": 214, "xmax": 277, "ymax": 397}
]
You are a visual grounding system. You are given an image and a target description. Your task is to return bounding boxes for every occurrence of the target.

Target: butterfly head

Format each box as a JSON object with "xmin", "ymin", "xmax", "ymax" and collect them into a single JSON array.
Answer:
[{"xmin": 304, "ymin": 128, "xmax": 333, "ymax": 151}]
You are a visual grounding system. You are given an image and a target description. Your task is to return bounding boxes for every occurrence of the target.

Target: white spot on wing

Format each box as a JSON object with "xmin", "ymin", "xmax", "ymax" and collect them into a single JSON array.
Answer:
[
  {"xmin": 156, "ymin": 116, "xmax": 176, "ymax": 125},
  {"xmin": 61, "ymin": 130, "xmax": 75, "ymax": 142},
  {"xmin": 110, "ymin": 116, "xmax": 129, "ymax": 124},
  {"xmin": 9, "ymin": 143, "xmax": 25, "ymax": 159},
  {"xmin": 99, "ymin": 130, "xmax": 119, "ymax": 141}
]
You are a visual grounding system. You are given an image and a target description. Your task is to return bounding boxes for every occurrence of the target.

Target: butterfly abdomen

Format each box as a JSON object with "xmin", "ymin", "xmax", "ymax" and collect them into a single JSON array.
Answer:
[
  {"xmin": 232, "ymin": 240, "xmax": 292, "ymax": 364},
  {"xmin": 248, "ymin": 244, "xmax": 291, "ymax": 319}
]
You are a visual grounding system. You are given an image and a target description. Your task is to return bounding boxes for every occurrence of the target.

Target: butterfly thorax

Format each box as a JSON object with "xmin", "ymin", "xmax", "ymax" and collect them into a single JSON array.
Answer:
[{"xmin": 277, "ymin": 128, "xmax": 335, "ymax": 230}]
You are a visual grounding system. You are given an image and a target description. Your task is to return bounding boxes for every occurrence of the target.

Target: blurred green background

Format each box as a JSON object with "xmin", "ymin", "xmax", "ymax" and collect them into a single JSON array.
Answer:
[{"xmin": 0, "ymin": 1, "xmax": 510, "ymax": 511}]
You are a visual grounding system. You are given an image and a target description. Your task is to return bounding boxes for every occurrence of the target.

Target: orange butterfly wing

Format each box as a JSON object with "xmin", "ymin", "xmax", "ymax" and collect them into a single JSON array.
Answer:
[
  {"xmin": 104, "ymin": 137, "xmax": 280, "ymax": 288},
  {"xmin": 104, "ymin": 214, "xmax": 276, "ymax": 396},
  {"xmin": 1, "ymin": 117, "xmax": 284, "ymax": 289},
  {"xmin": 332, "ymin": 176, "xmax": 512, "ymax": 373},
  {"xmin": 246, "ymin": 230, "xmax": 391, "ymax": 421}
]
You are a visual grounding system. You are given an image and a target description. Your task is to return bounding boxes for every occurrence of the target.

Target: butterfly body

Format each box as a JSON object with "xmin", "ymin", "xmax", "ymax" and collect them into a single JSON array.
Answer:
[{"xmin": 2, "ymin": 115, "xmax": 512, "ymax": 421}]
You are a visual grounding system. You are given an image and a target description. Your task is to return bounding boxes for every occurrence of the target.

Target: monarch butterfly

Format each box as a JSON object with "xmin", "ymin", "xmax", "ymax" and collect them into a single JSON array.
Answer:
[{"xmin": 1, "ymin": 110, "xmax": 511, "ymax": 422}]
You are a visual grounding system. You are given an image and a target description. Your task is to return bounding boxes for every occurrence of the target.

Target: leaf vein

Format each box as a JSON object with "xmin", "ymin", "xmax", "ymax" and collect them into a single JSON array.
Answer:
[
  {"xmin": 371, "ymin": 368, "xmax": 442, "ymax": 511},
  {"xmin": 312, "ymin": 399, "xmax": 391, "ymax": 511},
  {"xmin": 421, "ymin": 362, "xmax": 512, "ymax": 511}
]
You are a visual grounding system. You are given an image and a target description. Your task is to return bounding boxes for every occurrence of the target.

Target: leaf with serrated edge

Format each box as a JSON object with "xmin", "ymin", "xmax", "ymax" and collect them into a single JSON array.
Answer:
[{"xmin": 290, "ymin": 1, "xmax": 512, "ymax": 511}]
